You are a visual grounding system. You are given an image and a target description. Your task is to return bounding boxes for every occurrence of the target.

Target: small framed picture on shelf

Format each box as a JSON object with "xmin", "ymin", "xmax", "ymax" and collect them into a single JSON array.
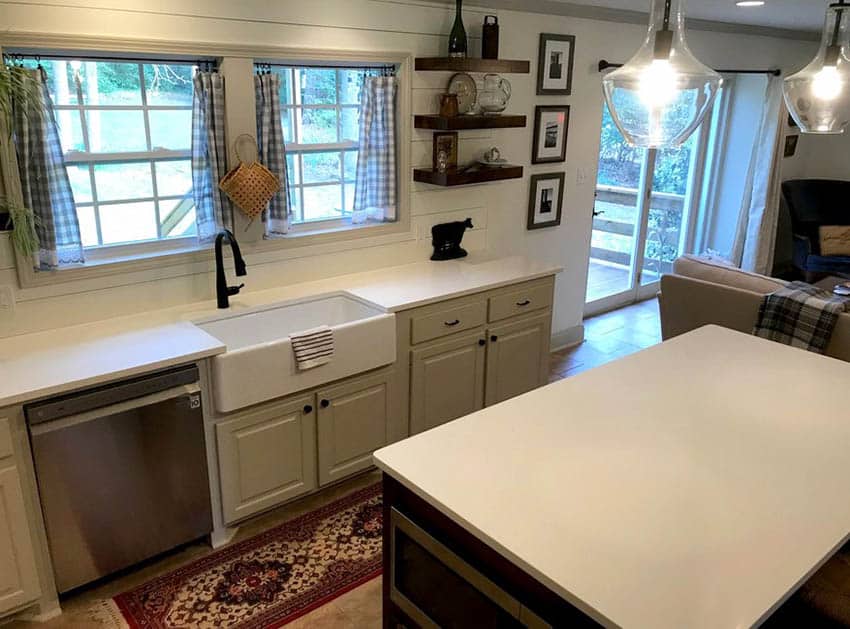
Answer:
[
  {"xmin": 537, "ymin": 33, "xmax": 576, "ymax": 95},
  {"xmin": 432, "ymin": 132, "xmax": 459, "ymax": 172},
  {"xmin": 527, "ymin": 172, "xmax": 564, "ymax": 230},
  {"xmin": 532, "ymin": 105, "xmax": 570, "ymax": 164}
]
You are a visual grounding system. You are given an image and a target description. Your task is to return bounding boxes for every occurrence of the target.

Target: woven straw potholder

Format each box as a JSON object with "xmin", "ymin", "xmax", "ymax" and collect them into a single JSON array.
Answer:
[{"xmin": 219, "ymin": 134, "xmax": 280, "ymax": 220}]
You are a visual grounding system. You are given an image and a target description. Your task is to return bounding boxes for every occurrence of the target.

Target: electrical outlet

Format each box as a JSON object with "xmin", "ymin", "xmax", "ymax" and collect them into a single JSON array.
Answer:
[{"xmin": 0, "ymin": 285, "xmax": 15, "ymax": 313}]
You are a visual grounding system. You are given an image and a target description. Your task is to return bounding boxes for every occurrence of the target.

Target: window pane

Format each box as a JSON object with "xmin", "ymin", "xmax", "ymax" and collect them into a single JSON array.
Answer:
[
  {"xmin": 66, "ymin": 165, "xmax": 93, "ymax": 204},
  {"xmin": 155, "ymin": 160, "xmax": 192, "ymax": 197},
  {"xmin": 275, "ymin": 68, "xmax": 294, "ymax": 105},
  {"xmin": 86, "ymin": 110, "xmax": 147, "ymax": 152},
  {"xmin": 143, "ymin": 64, "xmax": 195, "ymax": 106},
  {"xmin": 344, "ymin": 183, "xmax": 356, "ymax": 213},
  {"xmin": 55, "ymin": 111, "xmax": 85, "ymax": 153},
  {"xmin": 76, "ymin": 205, "xmax": 99, "ymax": 247},
  {"xmin": 149, "ymin": 110, "xmax": 192, "ymax": 150},
  {"xmin": 299, "ymin": 68, "xmax": 336, "ymax": 105},
  {"xmin": 341, "ymin": 107, "xmax": 359, "ymax": 143},
  {"xmin": 339, "ymin": 70, "xmax": 363, "ymax": 105},
  {"xmin": 25, "ymin": 59, "xmax": 80, "ymax": 105},
  {"xmin": 302, "ymin": 152, "xmax": 340, "ymax": 184},
  {"xmin": 300, "ymin": 108, "xmax": 338, "ymax": 144},
  {"xmin": 94, "ymin": 163, "xmax": 153, "ymax": 201},
  {"xmin": 281, "ymin": 109, "xmax": 294, "ymax": 143},
  {"xmin": 85, "ymin": 61, "xmax": 142, "ymax": 106},
  {"xmin": 287, "ymin": 154, "xmax": 300, "ymax": 186},
  {"xmin": 159, "ymin": 198, "xmax": 198, "ymax": 238},
  {"xmin": 98, "ymin": 201, "xmax": 158, "ymax": 244},
  {"xmin": 302, "ymin": 185, "xmax": 342, "ymax": 222},
  {"xmin": 289, "ymin": 186, "xmax": 302, "ymax": 222},
  {"xmin": 344, "ymin": 151, "xmax": 358, "ymax": 182}
]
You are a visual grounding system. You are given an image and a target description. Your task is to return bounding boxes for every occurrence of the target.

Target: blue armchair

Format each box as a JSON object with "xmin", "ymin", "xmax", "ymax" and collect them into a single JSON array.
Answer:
[{"xmin": 782, "ymin": 179, "xmax": 850, "ymax": 282}]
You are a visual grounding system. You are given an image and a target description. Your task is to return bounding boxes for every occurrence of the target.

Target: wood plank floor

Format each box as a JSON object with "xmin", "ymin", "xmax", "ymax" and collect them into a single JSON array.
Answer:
[{"xmin": 10, "ymin": 300, "xmax": 662, "ymax": 629}]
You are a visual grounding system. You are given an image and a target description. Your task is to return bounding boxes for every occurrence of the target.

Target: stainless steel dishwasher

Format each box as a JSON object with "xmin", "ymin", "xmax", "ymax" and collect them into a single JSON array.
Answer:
[{"xmin": 26, "ymin": 365, "xmax": 213, "ymax": 593}]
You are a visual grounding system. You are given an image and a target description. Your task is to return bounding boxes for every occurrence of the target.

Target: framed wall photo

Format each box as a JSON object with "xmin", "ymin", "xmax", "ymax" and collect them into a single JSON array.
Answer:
[
  {"xmin": 432, "ymin": 132, "xmax": 459, "ymax": 172},
  {"xmin": 532, "ymin": 105, "xmax": 570, "ymax": 164},
  {"xmin": 527, "ymin": 172, "xmax": 565, "ymax": 230},
  {"xmin": 537, "ymin": 33, "xmax": 575, "ymax": 95}
]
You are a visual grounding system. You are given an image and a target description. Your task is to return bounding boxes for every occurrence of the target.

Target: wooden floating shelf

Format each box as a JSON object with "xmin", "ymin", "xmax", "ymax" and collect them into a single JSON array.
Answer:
[
  {"xmin": 415, "ymin": 57, "xmax": 531, "ymax": 74},
  {"xmin": 414, "ymin": 114, "xmax": 527, "ymax": 130},
  {"xmin": 414, "ymin": 165, "xmax": 524, "ymax": 187}
]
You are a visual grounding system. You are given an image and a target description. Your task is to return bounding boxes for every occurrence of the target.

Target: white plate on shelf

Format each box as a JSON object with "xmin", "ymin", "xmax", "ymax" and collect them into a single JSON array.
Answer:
[
  {"xmin": 478, "ymin": 158, "xmax": 509, "ymax": 167},
  {"xmin": 448, "ymin": 73, "xmax": 477, "ymax": 115}
]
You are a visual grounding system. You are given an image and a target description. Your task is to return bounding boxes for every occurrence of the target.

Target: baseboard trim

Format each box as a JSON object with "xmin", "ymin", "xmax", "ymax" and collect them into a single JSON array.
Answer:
[{"xmin": 551, "ymin": 324, "xmax": 584, "ymax": 352}]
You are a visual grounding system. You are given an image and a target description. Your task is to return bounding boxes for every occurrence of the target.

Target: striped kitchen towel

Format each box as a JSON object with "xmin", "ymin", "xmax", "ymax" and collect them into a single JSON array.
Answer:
[{"xmin": 290, "ymin": 326, "xmax": 335, "ymax": 370}]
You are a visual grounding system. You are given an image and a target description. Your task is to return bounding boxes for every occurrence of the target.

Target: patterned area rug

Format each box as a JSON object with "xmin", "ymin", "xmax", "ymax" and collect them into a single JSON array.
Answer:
[{"xmin": 113, "ymin": 483, "xmax": 383, "ymax": 628}]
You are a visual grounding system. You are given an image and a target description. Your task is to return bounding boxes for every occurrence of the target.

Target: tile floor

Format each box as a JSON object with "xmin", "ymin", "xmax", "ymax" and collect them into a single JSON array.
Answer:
[{"xmin": 9, "ymin": 300, "xmax": 661, "ymax": 629}]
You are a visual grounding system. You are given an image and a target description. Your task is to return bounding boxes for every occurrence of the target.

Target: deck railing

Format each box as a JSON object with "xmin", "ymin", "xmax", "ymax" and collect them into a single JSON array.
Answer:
[{"xmin": 590, "ymin": 185, "xmax": 685, "ymax": 276}]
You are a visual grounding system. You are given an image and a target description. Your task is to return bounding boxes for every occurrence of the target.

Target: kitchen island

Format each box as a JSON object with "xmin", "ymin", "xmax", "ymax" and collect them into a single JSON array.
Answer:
[{"xmin": 374, "ymin": 326, "xmax": 850, "ymax": 628}]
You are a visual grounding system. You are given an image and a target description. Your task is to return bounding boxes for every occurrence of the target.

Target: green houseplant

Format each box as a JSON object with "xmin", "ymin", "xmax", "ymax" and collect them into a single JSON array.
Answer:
[{"xmin": 0, "ymin": 63, "xmax": 41, "ymax": 258}]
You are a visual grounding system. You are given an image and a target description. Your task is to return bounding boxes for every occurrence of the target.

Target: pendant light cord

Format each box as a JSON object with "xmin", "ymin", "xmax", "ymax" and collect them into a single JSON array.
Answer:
[
  {"xmin": 662, "ymin": 0, "xmax": 672, "ymax": 31},
  {"xmin": 832, "ymin": 1, "xmax": 846, "ymax": 47}
]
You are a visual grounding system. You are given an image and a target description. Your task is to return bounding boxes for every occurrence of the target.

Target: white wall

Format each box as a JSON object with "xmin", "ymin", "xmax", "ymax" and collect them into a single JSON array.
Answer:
[
  {"xmin": 789, "ymin": 131, "xmax": 850, "ymax": 181},
  {"xmin": 0, "ymin": 0, "xmax": 818, "ymax": 341}
]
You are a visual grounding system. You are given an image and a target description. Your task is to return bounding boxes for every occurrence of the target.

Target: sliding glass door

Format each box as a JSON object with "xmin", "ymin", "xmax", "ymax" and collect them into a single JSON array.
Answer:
[{"xmin": 585, "ymin": 103, "xmax": 710, "ymax": 315}]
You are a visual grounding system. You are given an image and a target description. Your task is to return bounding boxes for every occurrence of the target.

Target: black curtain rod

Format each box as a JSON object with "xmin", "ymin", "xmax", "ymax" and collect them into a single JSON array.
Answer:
[
  {"xmin": 3, "ymin": 52, "xmax": 214, "ymax": 66},
  {"xmin": 598, "ymin": 59, "xmax": 781, "ymax": 76},
  {"xmin": 256, "ymin": 61, "xmax": 395, "ymax": 70}
]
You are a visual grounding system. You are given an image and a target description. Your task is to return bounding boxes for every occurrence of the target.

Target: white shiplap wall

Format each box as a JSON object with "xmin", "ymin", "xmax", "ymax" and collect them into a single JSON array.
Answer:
[{"xmin": 0, "ymin": 0, "xmax": 817, "ymax": 341}]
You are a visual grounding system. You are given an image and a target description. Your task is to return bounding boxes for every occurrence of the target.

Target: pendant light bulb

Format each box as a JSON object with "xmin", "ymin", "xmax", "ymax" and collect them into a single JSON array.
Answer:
[
  {"xmin": 785, "ymin": 2, "xmax": 850, "ymax": 134},
  {"xmin": 602, "ymin": 0, "xmax": 722, "ymax": 149}
]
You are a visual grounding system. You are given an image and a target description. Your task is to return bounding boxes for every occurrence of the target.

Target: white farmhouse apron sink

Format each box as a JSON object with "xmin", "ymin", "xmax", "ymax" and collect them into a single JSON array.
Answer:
[{"xmin": 196, "ymin": 293, "xmax": 396, "ymax": 413}]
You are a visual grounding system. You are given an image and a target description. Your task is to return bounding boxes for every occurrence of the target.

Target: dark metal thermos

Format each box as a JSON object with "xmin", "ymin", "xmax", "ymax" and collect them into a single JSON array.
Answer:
[{"xmin": 482, "ymin": 16, "xmax": 499, "ymax": 60}]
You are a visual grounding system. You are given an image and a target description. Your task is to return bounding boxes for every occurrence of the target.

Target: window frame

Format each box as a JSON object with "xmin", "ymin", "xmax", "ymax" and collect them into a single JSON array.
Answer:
[{"xmin": 2, "ymin": 37, "xmax": 411, "ymax": 292}]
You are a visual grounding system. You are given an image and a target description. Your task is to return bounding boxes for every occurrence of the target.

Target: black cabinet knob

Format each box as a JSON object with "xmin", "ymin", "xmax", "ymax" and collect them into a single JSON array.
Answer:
[
  {"xmin": 478, "ymin": 339, "xmax": 486, "ymax": 346},
  {"xmin": 320, "ymin": 399, "xmax": 330, "ymax": 408},
  {"xmin": 303, "ymin": 404, "xmax": 313, "ymax": 414},
  {"xmin": 490, "ymin": 335, "xmax": 498, "ymax": 342}
]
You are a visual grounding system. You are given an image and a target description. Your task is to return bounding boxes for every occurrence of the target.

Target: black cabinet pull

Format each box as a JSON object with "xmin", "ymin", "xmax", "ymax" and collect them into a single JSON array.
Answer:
[
  {"xmin": 303, "ymin": 404, "xmax": 313, "ymax": 414},
  {"xmin": 516, "ymin": 299, "xmax": 531, "ymax": 306},
  {"xmin": 320, "ymin": 399, "xmax": 330, "ymax": 408},
  {"xmin": 478, "ymin": 339, "xmax": 486, "ymax": 346},
  {"xmin": 444, "ymin": 319, "xmax": 461, "ymax": 327},
  {"xmin": 490, "ymin": 335, "xmax": 498, "ymax": 342}
]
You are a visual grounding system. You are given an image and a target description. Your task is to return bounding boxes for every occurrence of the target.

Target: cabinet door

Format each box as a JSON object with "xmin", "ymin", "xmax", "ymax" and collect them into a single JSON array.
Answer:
[
  {"xmin": 485, "ymin": 313, "xmax": 551, "ymax": 407},
  {"xmin": 317, "ymin": 371, "xmax": 392, "ymax": 486},
  {"xmin": 0, "ymin": 465, "xmax": 41, "ymax": 614},
  {"xmin": 411, "ymin": 331, "xmax": 486, "ymax": 435},
  {"xmin": 216, "ymin": 395, "xmax": 317, "ymax": 524}
]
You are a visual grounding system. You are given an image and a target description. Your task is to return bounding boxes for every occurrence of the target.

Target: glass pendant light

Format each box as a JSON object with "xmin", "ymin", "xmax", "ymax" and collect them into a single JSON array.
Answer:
[
  {"xmin": 602, "ymin": 0, "xmax": 722, "ymax": 148},
  {"xmin": 784, "ymin": 1, "xmax": 850, "ymax": 134}
]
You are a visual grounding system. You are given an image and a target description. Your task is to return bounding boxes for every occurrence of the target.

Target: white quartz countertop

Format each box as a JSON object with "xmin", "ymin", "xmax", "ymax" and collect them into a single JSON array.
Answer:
[
  {"xmin": 374, "ymin": 326, "xmax": 850, "ymax": 629},
  {"xmin": 0, "ymin": 255, "xmax": 560, "ymax": 407}
]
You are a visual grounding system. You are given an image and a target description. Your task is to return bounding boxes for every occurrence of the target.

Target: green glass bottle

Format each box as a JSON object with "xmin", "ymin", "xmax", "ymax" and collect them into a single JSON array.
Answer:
[{"xmin": 448, "ymin": 0, "xmax": 468, "ymax": 58}]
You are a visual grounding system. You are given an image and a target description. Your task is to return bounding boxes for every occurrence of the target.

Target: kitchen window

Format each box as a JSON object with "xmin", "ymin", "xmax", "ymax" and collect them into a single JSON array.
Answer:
[
  {"xmin": 263, "ymin": 64, "xmax": 393, "ymax": 227},
  {"xmin": 21, "ymin": 56, "xmax": 199, "ymax": 252}
]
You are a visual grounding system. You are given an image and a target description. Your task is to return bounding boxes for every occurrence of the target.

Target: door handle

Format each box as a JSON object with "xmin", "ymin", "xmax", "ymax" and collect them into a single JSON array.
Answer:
[
  {"xmin": 320, "ymin": 399, "xmax": 330, "ymax": 408},
  {"xmin": 490, "ymin": 335, "xmax": 498, "ymax": 342},
  {"xmin": 478, "ymin": 339, "xmax": 486, "ymax": 346},
  {"xmin": 592, "ymin": 209, "xmax": 605, "ymax": 217},
  {"xmin": 444, "ymin": 319, "xmax": 461, "ymax": 327},
  {"xmin": 303, "ymin": 404, "xmax": 313, "ymax": 414},
  {"xmin": 516, "ymin": 299, "xmax": 531, "ymax": 307}
]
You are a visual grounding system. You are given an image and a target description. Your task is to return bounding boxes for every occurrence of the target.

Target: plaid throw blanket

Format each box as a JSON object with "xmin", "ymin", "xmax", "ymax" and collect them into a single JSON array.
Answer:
[{"xmin": 754, "ymin": 282, "xmax": 850, "ymax": 354}]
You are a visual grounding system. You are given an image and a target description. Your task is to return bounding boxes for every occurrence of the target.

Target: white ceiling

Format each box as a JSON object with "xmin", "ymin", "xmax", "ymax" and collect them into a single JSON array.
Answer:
[{"xmin": 552, "ymin": 0, "xmax": 828, "ymax": 32}]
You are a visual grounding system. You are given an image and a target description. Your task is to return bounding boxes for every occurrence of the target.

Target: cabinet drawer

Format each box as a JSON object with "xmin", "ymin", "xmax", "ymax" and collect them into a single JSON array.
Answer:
[
  {"xmin": 488, "ymin": 284, "xmax": 553, "ymax": 322},
  {"xmin": 411, "ymin": 301, "xmax": 486, "ymax": 345},
  {"xmin": 0, "ymin": 418, "xmax": 12, "ymax": 460}
]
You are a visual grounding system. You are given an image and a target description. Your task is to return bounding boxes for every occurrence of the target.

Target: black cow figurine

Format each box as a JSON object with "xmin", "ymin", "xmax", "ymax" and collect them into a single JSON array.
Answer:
[{"xmin": 430, "ymin": 218, "xmax": 474, "ymax": 261}]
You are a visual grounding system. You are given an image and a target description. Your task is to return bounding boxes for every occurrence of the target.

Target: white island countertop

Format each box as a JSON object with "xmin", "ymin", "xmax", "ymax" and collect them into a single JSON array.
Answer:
[
  {"xmin": 0, "ymin": 255, "xmax": 560, "ymax": 407},
  {"xmin": 374, "ymin": 326, "xmax": 850, "ymax": 629}
]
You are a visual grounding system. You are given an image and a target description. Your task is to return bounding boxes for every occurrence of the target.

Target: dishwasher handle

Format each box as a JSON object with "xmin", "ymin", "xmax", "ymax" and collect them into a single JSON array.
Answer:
[{"xmin": 28, "ymin": 383, "xmax": 201, "ymax": 436}]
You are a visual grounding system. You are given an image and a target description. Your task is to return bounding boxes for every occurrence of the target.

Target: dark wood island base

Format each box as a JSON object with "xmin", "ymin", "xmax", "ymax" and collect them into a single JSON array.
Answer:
[{"xmin": 381, "ymin": 474, "xmax": 602, "ymax": 628}]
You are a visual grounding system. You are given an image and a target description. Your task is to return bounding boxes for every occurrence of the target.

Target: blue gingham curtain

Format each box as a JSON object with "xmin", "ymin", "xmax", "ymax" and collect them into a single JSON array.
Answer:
[
  {"xmin": 13, "ymin": 68, "xmax": 84, "ymax": 270},
  {"xmin": 255, "ymin": 72, "xmax": 290, "ymax": 237},
  {"xmin": 192, "ymin": 72, "xmax": 233, "ymax": 242},
  {"xmin": 353, "ymin": 76, "xmax": 398, "ymax": 223}
]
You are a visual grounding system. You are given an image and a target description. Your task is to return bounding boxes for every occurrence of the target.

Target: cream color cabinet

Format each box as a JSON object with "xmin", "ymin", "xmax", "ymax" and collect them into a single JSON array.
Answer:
[
  {"xmin": 317, "ymin": 369, "xmax": 395, "ymax": 486},
  {"xmin": 216, "ymin": 395, "xmax": 317, "ymax": 525},
  {"xmin": 0, "ymin": 417, "xmax": 41, "ymax": 615},
  {"xmin": 397, "ymin": 276, "xmax": 556, "ymax": 436},
  {"xmin": 485, "ymin": 313, "xmax": 552, "ymax": 406},
  {"xmin": 410, "ymin": 331, "xmax": 486, "ymax": 435}
]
